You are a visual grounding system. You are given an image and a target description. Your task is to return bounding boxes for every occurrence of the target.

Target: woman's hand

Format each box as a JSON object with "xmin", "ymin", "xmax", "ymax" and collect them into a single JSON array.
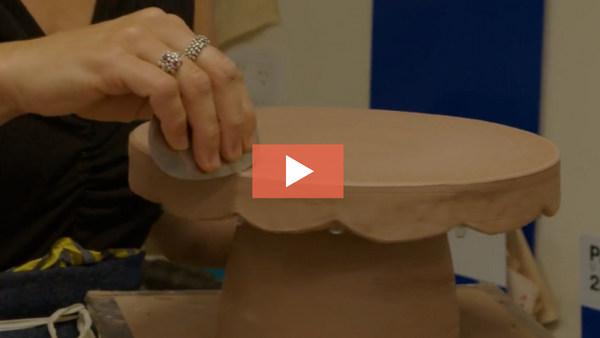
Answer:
[{"xmin": 0, "ymin": 7, "xmax": 256, "ymax": 172}]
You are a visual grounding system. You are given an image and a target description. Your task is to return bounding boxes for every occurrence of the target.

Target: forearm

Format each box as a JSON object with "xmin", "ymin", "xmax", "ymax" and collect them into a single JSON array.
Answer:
[
  {"xmin": 0, "ymin": 42, "xmax": 23, "ymax": 126},
  {"xmin": 147, "ymin": 212, "xmax": 237, "ymax": 268}
]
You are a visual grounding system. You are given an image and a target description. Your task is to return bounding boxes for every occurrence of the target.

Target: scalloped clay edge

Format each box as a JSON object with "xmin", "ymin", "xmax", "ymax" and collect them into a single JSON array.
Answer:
[{"xmin": 128, "ymin": 107, "xmax": 560, "ymax": 243}]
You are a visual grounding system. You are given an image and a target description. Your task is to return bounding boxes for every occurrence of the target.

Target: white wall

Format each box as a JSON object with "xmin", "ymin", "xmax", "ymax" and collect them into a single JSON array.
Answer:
[
  {"xmin": 227, "ymin": 0, "xmax": 594, "ymax": 336},
  {"xmin": 223, "ymin": 0, "xmax": 373, "ymax": 109},
  {"xmin": 537, "ymin": 0, "xmax": 600, "ymax": 337}
]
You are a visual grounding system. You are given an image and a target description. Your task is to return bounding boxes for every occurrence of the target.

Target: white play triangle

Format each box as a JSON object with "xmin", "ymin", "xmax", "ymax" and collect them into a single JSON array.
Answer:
[{"xmin": 286, "ymin": 155, "xmax": 314, "ymax": 187}]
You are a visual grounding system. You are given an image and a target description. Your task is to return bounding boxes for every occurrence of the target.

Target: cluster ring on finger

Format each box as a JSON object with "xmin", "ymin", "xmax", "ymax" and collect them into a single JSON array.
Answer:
[
  {"xmin": 183, "ymin": 35, "xmax": 210, "ymax": 61},
  {"xmin": 158, "ymin": 51, "xmax": 183, "ymax": 75}
]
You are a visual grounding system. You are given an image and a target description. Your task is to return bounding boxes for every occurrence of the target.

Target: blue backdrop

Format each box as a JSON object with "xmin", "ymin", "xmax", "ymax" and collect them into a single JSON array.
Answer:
[{"xmin": 370, "ymin": 0, "xmax": 545, "ymax": 253}]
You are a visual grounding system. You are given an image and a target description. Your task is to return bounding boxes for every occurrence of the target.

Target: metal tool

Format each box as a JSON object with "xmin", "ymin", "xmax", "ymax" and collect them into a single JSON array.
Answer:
[{"xmin": 148, "ymin": 115, "xmax": 255, "ymax": 180}]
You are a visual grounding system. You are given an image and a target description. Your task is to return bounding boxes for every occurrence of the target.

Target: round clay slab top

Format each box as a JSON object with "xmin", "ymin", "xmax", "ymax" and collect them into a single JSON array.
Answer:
[
  {"xmin": 128, "ymin": 107, "xmax": 561, "ymax": 242},
  {"xmin": 243, "ymin": 107, "xmax": 558, "ymax": 187}
]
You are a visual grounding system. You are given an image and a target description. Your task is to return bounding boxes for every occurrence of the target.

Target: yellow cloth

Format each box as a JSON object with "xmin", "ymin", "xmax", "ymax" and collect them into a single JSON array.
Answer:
[
  {"xmin": 216, "ymin": 0, "xmax": 281, "ymax": 45},
  {"xmin": 8, "ymin": 237, "xmax": 142, "ymax": 273}
]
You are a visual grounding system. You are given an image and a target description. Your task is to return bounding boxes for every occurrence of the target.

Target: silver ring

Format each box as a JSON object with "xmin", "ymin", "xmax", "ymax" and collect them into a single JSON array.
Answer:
[
  {"xmin": 183, "ymin": 35, "xmax": 210, "ymax": 61},
  {"xmin": 158, "ymin": 51, "xmax": 183, "ymax": 75}
]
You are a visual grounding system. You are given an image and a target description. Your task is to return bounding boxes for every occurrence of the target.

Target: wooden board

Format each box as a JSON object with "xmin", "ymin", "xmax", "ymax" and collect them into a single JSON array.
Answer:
[
  {"xmin": 507, "ymin": 229, "xmax": 559, "ymax": 324},
  {"xmin": 86, "ymin": 290, "xmax": 219, "ymax": 338},
  {"xmin": 86, "ymin": 285, "xmax": 554, "ymax": 338}
]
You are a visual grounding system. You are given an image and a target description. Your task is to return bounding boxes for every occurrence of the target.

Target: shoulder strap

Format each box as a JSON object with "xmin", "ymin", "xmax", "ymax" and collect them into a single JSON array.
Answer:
[{"xmin": 93, "ymin": 0, "xmax": 194, "ymax": 30}]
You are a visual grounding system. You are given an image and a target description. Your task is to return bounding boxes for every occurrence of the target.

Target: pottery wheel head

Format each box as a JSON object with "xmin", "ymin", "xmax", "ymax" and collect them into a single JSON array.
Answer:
[{"xmin": 148, "ymin": 115, "xmax": 256, "ymax": 180}]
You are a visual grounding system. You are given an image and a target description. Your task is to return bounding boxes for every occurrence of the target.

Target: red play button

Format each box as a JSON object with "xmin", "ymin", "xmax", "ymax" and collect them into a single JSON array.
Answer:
[{"xmin": 252, "ymin": 144, "xmax": 344, "ymax": 198}]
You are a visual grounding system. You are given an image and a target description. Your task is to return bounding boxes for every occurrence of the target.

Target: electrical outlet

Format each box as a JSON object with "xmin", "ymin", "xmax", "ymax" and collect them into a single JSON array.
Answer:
[{"xmin": 226, "ymin": 46, "xmax": 285, "ymax": 108}]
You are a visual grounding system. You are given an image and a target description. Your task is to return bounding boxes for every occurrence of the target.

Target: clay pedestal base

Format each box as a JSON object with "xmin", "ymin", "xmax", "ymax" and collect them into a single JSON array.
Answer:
[{"xmin": 218, "ymin": 224, "xmax": 459, "ymax": 338}]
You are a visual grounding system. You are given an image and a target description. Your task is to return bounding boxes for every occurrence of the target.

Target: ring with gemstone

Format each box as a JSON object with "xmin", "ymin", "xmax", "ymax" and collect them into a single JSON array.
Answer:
[
  {"xmin": 158, "ymin": 51, "xmax": 183, "ymax": 75},
  {"xmin": 183, "ymin": 35, "xmax": 210, "ymax": 61}
]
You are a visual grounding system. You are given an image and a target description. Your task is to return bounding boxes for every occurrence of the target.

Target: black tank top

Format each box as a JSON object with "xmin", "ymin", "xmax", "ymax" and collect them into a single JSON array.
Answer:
[{"xmin": 0, "ymin": 0, "xmax": 194, "ymax": 271}]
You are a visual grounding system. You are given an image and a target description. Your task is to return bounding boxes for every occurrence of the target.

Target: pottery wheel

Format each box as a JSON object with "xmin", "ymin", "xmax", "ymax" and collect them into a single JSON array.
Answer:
[{"xmin": 128, "ymin": 107, "xmax": 560, "ymax": 338}]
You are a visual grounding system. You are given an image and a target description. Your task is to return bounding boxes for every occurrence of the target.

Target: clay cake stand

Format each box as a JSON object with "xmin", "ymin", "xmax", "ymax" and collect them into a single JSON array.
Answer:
[{"xmin": 127, "ymin": 107, "xmax": 560, "ymax": 338}]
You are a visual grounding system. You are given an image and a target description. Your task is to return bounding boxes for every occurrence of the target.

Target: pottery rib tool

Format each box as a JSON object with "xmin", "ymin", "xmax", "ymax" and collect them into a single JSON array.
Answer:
[{"xmin": 148, "ymin": 115, "xmax": 255, "ymax": 180}]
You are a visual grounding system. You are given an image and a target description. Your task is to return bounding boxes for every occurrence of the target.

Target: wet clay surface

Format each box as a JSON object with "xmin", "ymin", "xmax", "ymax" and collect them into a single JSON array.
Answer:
[
  {"xmin": 92, "ymin": 286, "xmax": 552, "ymax": 338},
  {"xmin": 128, "ymin": 107, "xmax": 561, "ymax": 242},
  {"xmin": 249, "ymin": 107, "xmax": 558, "ymax": 185}
]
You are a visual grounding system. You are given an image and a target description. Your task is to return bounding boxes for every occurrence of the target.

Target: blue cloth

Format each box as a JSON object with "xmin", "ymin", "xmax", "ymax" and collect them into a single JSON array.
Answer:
[{"xmin": 0, "ymin": 253, "xmax": 145, "ymax": 338}]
